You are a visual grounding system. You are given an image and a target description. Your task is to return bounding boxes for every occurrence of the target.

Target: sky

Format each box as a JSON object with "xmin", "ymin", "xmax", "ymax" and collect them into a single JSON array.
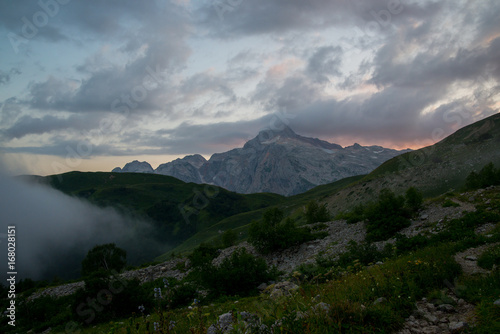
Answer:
[{"xmin": 1, "ymin": 0, "xmax": 499, "ymax": 176}]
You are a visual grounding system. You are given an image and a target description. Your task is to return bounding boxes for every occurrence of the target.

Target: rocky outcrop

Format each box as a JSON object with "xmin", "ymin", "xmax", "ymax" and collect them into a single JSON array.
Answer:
[
  {"xmin": 397, "ymin": 294, "xmax": 476, "ymax": 334},
  {"xmin": 155, "ymin": 155, "xmax": 206, "ymax": 183},
  {"xmin": 28, "ymin": 259, "xmax": 187, "ymax": 301},
  {"xmin": 113, "ymin": 160, "xmax": 154, "ymax": 173}
]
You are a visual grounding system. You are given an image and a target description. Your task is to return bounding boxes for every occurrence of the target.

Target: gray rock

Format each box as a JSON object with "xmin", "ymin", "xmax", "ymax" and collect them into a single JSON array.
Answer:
[
  {"xmin": 465, "ymin": 255, "xmax": 477, "ymax": 261},
  {"xmin": 312, "ymin": 302, "xmax": 330, "ymax": 314},
  {"xmin": 257, "ymin": 283, "xmax": 268, "ymax": 291},
  {"xmin": 423, "ymin": 313, "xmax": 438, "ymax": 324},
  {"xmin": 268, "ymin": 281, "xmax": 298, "ymax": 299},
  {"xmin": 449, "ymin": 321, "xmax": 467, "ymax": 331},
  {"xmin": 207, "ymin": 312, "xmax": 234, "ymax": 334},
  {"xmin": 373, "ymin": 297, "xmax": 387, "ymax": 305},
  {"xmin": 437, "ymin": 304, "xmax": 455, "ymax": 312},
  {"xmin": 494, "ymin": 299, "xmax": 500, "ymax": 306}
]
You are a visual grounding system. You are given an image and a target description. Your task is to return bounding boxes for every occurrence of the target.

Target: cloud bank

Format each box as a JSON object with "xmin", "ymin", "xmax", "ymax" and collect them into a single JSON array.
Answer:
[{"xmin": 0, "ymin": 174, "xmax": 164, "ymax": 281}]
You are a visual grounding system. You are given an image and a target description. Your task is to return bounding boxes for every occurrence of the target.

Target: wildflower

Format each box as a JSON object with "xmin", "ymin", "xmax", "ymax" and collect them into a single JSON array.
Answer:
[
  {"xmin": 163, "ymin": 278, "xmax": 169, "ymax": 288},
  {"xmin": 153, "ymin": 322, "xmax": 159, "ymax": 331},
  {"xmin": 138, "ymin": 305, "xmax": 145, "ymax": 313},
  {"xmin": 154, "ymin": 287, "xmax": 162, "ymax": 298},
  {"xmin": 193, "ymin": 298, "xmax": 200, "ymax": 305},
  {"xmin": 169, "ymin": 320, "xmax": 176, "ymax": 330}
]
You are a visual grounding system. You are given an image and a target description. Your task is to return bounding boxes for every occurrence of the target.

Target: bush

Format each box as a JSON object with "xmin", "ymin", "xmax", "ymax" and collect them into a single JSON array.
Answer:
[
  {"xmin": 395, "ymin": 234, "xmax": 430, "ymax": 255},
  {"xmin": 81, "ymin": 243, "xmax": 126, "ymax": 278},
  {"xmin": 478, "ymin": 245, "xmax": 500, "ymax": 270},
  {"xmin": 188, "ymin": 243, "xmax": 220, "ymax": 268},
  {"xmin": 365, "ymin": 189, "xmax": 411, "ymax": 242},
  {"xmin": 442, "ymin": 199, "xmax": 460, "ymax": 207},
  {"xmin": 170, "ymin": 283, "xmax": 199, "ymax": 308},
  {"xmin": 465, "ymin": 162, "xmax": 500, "ymax": 190},
  {"xmin": 305, "ymin": 200, "xmax": 330, "ymax": 224},
  {"xmin": 405, "ymin": 187, "xmax": 423, "ymax": 213},
  {"xmin": 337, "ymin": 241, "xmax": 384, "ymax": 268},
  {"xmin": 249, "ymin": 208, "xmax": 315, "ymax": 254},
  {"xmin": 199, "ymin": 248, "xmax": 275, "ymax": 297},
  {"xmin": 72, "ymin": 271, "xmax": 147, "ymax": 326},
  {"xmin": 13, "ymin": 295, "xmax": 74, "ymax": 333}
]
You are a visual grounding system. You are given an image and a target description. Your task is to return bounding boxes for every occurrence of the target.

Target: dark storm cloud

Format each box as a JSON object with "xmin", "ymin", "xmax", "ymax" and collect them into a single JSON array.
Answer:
[
  {"xmin": 0, "ymin": 1, "xmax": 69, "ymax": 43},
  {"xmin": 17, "ymin": 0, "xmax": 192, "ymax": 114},
  {"xmin": 472, "ymin": 0, "xmax": 500, "ymax": 44},
  {"xmin": 150, "ymin": 119, "xmax": 268, "ymax": 155},
  {"xmin": 1, "ymin": 114, "xmax": 100, "ymax": 140},
  {"xmin": 370, "ymin": 36, "xmax": 500, "ymax": 89},
  {"xmin": 180, "ymin": 71, "xmax": 235, "ymax": 100},
  {"xmin": 306, "ymin": 46, "xmax": 343, "ymax": 83},
  {"xmin": 197, "ymin": 0, "xmax": 442, "ymax": 38}
]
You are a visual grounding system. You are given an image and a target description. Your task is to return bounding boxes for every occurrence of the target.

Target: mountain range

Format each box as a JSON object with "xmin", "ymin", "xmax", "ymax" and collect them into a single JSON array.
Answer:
[{"xmin": 112, "ymin": 125, "xmax": 410, "ymax": 196}]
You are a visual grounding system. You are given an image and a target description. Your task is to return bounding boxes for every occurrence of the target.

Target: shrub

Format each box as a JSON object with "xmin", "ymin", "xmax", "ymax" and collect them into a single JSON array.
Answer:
[
  {"xmin": 442, "ymin": 199, "xmax": 460, "ymax": 207},
  {"xmin": 199, "ymin": 248, "xmax": 275, "ymax": 297},
  {"xmin": 337, "ymin": 241, "xmax": 384, "ymax": 268},
  {"xmin": 478, "ymin": 245, "xmax": 500, "ymax": 270},
  {"xmin": 188, "ymin": 243, "xmax": 220, "ymax": 268},
  {"xmin": 365, "ymin": 189, "xmax": 411, "ymax": 242},
  {"xmin": 81, "ymin": 243, "xmax": 127, "ymax": 278},
  {"xmin": 72, "ymin": 271, "xmax": 147, "ymax": 326},
  {"xmin": 336, "ymin": 204, "xmax": 365, "ymax": 224},
  {"xmin": 248, "ymin": 208, "xmax": 315, "ymax": 254},
  {"xmin": 405, "ymin": 187, "xmax": 423, "ymax": 213},
  {"xmin": 14, "ymin": 295, "xmax": 74, "ymax": 333},
  {"xmin": 395, "ymin": 234, "xmax": 430, "ymax": 255},
  {"xmin": 305, "ymin": 200, "xmax": 330, "ymax": 224},
  {"xmin": 465, "ymin": 162, "xmax": 500, "ymax": 190},
  {"xmin": 170, "ymin": 283, "xmax": 199, "ymax": 308}
]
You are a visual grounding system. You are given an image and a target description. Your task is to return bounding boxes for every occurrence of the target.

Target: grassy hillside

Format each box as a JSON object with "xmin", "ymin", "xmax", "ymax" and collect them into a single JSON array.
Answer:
[
  {"xmin": 323, "ymin": 113, "xmax": 500, "ymax": 213},
  {"xmin": 43, "ymin": 172, "xmax": 284, "ymax": 255},
  {"xmin": 156, "ymin": 174, "xmax": 366, "ymax": 259}
]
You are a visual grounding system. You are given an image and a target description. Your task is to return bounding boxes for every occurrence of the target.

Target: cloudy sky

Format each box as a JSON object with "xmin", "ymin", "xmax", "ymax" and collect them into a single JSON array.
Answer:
[{"xmin": 0, "ymin": 0, "xmax": 499, "ymax": 175}]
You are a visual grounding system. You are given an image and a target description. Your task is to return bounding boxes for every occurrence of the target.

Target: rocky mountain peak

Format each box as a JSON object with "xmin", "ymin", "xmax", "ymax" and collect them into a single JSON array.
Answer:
[
  {"xmin": 113, "ymin": 128, "xmax": 409, "ymax": 195},
  {"xmin": 115, "ymin": 160, "xmax": 154, "ymax": 174}
]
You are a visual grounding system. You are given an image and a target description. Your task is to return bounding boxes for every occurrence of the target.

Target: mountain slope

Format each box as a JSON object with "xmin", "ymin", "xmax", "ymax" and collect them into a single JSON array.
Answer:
[
  {"xmin": 113, "ymin": 126, "xmax": 408, "ymax": 196},
  {"xmin": 155, "ymin": 154, "xmax": 206, "ymax": 183},
  {"xmin": 323, "ymin": 112, "xmax": 500, "ymax": 213},
  {"xmin": 45, "ymin": 171, "xmax": 285, "ymax": 247}
]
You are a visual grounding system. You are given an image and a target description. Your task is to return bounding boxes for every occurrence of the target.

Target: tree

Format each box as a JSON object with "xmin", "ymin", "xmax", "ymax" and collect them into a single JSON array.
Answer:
[
  {"xmin": 465, "ymin": 162, "xmax": 500, "ymax": 190},
  {"xmin": 199, "ymin": 248, "xmax": 274, "ymax": 297},
  {"xmin": 81, "ymin": 243, "xmax": 127, "ymax": 277},
  {"xmin": 249, "ymin": 207, "xmax": 314, "ymax": 254},
  {"xmin": 365, "ymin": 189, "xmax": 411, "ymax": 242},
  {"xmin": 405, "ymin": 187, "xmax": 423, "ymax": 213},
  {"xmin": 305, "ymin": 201, "xmax": 331, "ymax": 224}
]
